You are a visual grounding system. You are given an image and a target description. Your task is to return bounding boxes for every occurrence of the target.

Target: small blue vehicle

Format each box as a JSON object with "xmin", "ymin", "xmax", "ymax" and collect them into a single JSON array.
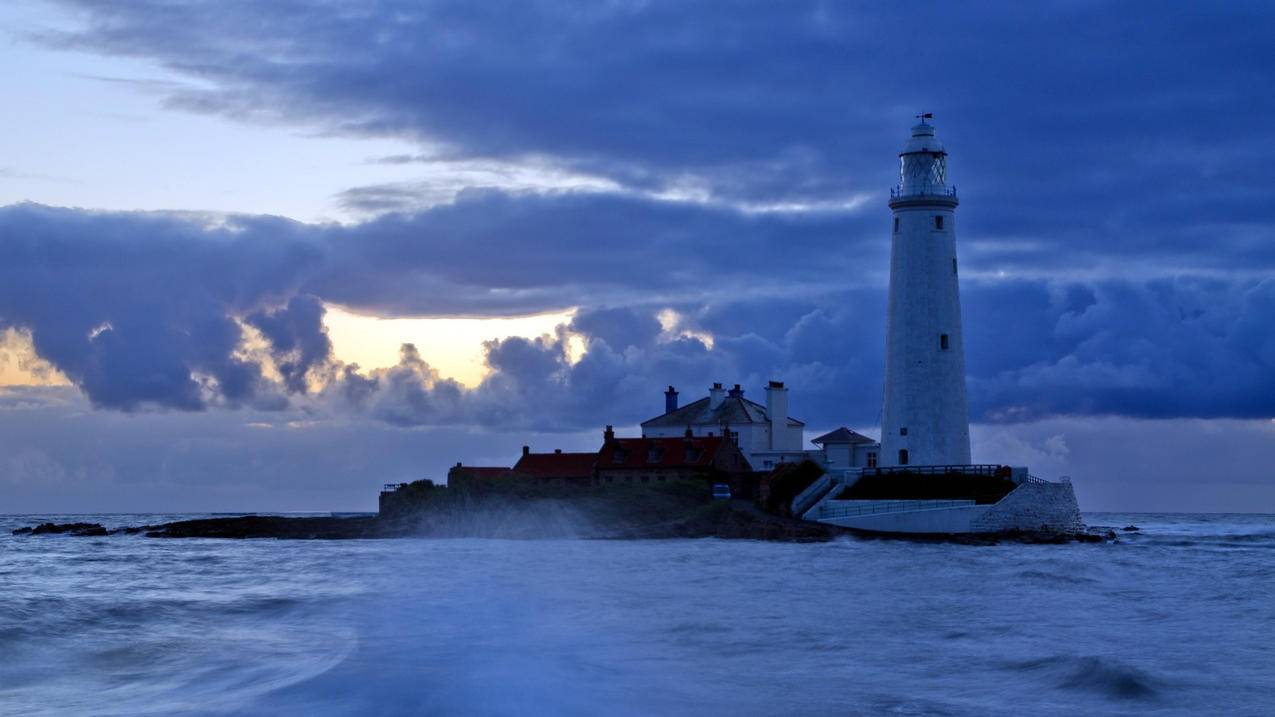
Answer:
[{"xmin": 711, "ymin": 483, "xmax": 732, "ymax": 500}]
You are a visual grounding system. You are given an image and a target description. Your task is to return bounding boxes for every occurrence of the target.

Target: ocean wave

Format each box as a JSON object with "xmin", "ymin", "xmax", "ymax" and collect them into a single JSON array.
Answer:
[
  {"xmin": 1009, "ymin": 655, "xmax": 1161, "ymax": 701},
  {"xmin": 4, "ymin": 516, "xmax": 1272, "ymax": 715}
]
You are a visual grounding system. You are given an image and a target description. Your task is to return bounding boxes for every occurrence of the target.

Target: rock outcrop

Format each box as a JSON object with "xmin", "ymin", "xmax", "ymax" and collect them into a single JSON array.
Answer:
[{"xmin": 12, "ymin": 522, "xmax": 109, "ymax": 536}]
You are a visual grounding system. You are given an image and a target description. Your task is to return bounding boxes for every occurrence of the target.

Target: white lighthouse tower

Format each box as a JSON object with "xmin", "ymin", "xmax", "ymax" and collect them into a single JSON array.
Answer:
[{"xmin": 880, "ymin": 115, "xmax": 971, "ymax": 467}]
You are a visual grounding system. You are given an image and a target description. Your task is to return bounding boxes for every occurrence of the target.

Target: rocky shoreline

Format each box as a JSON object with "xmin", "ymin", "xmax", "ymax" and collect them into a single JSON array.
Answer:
[
  {"xmin": 11, "ymin": 482, "xmax": 1115, "ymax": 544},
  {"xmin": 12, "ymin": 507, "xmax": 1115, "ymax": 544}
]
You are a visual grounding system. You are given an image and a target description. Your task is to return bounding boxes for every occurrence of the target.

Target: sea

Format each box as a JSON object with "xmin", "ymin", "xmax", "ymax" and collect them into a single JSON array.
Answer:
[{"xmin": 1, "ymin": 513, "xmax": 1272, "ymax": 717}]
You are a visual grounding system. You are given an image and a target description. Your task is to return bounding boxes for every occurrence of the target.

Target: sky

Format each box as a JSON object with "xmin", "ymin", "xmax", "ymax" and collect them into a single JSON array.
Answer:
[{"xmin": 1, "ymin": 0, "xmax": 1273, "ymax": 513}]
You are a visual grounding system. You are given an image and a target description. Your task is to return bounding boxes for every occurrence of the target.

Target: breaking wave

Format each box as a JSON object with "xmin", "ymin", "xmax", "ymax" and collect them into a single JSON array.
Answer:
[{"xmin": 1009, "ymin": 655, "xmax": 1161, "ymax": 701}]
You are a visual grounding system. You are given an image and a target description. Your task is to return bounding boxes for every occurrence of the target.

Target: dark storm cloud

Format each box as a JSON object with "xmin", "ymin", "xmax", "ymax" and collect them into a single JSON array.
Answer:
[
  {"xmin": 42, "ymin": 0, "xmax": 1275, "ymax": 271},
  {"xmin": 967, "ymin": 277, "xmax": 1275, "ymax": 422},
  {"xmin": 308, "ymin": 189, "xmax": 874, "ymax": 316},
  {"xmin": 3, "ymin": 192, "xmax": 1274, "ymax": 427},
  {"xmin": 0, "ymin": 194, "xmax": 870, "ymax": 413},
  {"xmin": 0, "ymin": 203, "xmax": 322, "ymax": 411},
  {"xmin": 325, "ymin": 275, "xmax": 1275, "ymax": 433},
  {"xmin": 245, "ymin": 294, "xmax": 333, "ymax": 393}
]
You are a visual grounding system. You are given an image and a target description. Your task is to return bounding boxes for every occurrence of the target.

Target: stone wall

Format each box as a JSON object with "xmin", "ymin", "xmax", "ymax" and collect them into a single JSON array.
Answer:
[{"xmin": 970, "ymin": 480, "xmax": 1085, "ymax": 534}]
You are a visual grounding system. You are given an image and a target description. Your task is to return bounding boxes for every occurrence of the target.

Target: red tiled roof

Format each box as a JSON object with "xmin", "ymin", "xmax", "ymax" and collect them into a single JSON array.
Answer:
[
  {"xmin": 596, "ymin": 436, "xmax": 724, "ymax": 470},
  {"xmin": 513, "ymin": 452, "xmax": 597, "ymax": 479}
]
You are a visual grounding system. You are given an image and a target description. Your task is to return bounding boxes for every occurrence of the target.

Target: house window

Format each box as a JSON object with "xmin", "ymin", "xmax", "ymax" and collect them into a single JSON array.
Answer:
[
  {"xmin": 641, "ymin": 476, "xmax": 650, "ymax": 484},
  {"xmin": 612, "ymin": 450, "xmax": 626, "ymax": 464},
  {"xmin": 934, "ymin": 216, "xmax": 944, "ymax": 230},
  {"xmin": 647, "ymin": 448, "xmax": 663, "ymax": 463},
  {"xmin": 866, "ymin": 452, "xmax": 877, "ymax": 468},
  {"xmin": 763, "ymin": 460, "xmax": 774, "ymax": 469},
  {"xmin": 898, "ymin": 449, "xmax": 909, "ymax": 465},
  {"xmin": 940, "ymin": 334, "xmax": 950, "ymax": 350},
  {"xmin": 893, "ymin": 217, "xmax": 900, "ymax": 233},
  {"xmin": 900, "ymin": 427, "xmax": 908, "ymax": 436}
]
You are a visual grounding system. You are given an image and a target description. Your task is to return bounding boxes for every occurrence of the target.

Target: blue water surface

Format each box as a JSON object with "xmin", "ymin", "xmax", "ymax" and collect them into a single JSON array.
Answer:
[{"xmin": 1, "ymin": 512, "xmax": 1272, "ymax": 716}]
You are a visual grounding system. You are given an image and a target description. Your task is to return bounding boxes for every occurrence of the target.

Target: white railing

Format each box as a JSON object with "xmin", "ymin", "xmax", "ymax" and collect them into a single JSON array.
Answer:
[
  {"xmin": 790, "ymin": 473, "xmax": 834, "ymax": 517},
  {"xmin": 890, "ymin": 185, "xmax": 957, "ymax": 199},
  {"xmin": 862, "ymin": 464, "xmax": 1005, "ymax": 478},
  {"xmin": 817, "ymin": 499, "xmax": 977, "ymax": 520}
]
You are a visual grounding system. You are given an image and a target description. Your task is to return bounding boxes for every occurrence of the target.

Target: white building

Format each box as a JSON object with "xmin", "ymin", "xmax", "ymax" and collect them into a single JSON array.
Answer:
[
  {"xmin": 810, "ymin": 427, "xmax": 879, "ymax": 471},
  {"xmin": 641, "ymin": 382, "xmax": 880, "ymax": 472},
  {"xmin": 880, "ymin": 116, "xmax": 972, "ymax": 467}
]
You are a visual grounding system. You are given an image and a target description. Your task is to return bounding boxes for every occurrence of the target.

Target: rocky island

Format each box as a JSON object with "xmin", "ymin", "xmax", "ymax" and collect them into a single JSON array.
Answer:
[{"xmin": 13, "ymin": 468, "xmax": 1112, "ymax": 544}]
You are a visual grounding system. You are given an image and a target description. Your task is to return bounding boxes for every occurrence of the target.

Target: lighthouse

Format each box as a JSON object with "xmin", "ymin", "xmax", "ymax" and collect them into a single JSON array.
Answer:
[{"xmin": 880, "ymin": 115, "xmax": 972, "ymax": 467}]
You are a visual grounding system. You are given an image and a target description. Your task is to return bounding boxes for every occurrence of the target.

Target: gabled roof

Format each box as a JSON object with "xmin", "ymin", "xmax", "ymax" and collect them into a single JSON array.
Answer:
[
  {"xmin": 513, "ymin": 451, "xmax": 597, "ymax": 479},
  {"xmin": 597, "ymin": 436, "xmax": 724, "ymax": 470},
  {"xmin": 640, "ymin": 396, "xmax": 805, "ymax": 429},
  {"xmin": 810, "ymin": 427, "xmax": 878, "ymax": 446}
]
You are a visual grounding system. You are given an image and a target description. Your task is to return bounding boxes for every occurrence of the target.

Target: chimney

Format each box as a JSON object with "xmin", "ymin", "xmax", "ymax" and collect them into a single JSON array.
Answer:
[
  {"xmin": 554, "ymin": 448, "xmax": 562, "ymax": 454},
  {"xmin": 708, "ymin": 382, "xmax": 725, "ymax": 409},
  {"xmin": 603, "ymin": 425, "xmax": 615, "ymax": 443},
  {"xmin": 684, "ymin": 426, "xmax": 693, "ymax": 438},
  {"xmin": 664, "ymin": 385, "xmax": 679, "ymax": 413},
  {"xmin": 522, "ymin": 445, "xmax": 530, "ymax": 456},
  {"xmin": 728, "ymin": 383, "xmax": 743, "ymax": 398},
  {"xmin": 720, "ymin": 422, "xmax": 737, "ymax": 445},
  {"xmin": 765, "ymin": 380, "xmax": 789, "ymax": 450}
]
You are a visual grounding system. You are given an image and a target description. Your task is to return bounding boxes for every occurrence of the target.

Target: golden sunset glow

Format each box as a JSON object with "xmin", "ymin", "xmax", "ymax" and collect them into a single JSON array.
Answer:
[
  {"xmin": 322, "ymin": 305, "xmax": 578, "ymax": 387},
  {"xmin": 0, "ymin": 328, "xmax": 68, "ymax": 387}
]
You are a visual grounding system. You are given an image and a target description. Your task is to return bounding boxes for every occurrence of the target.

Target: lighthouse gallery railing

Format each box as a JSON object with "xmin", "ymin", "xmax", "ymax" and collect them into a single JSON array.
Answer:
[{"xmin": 890, "ymin": 185, "xmax": 957, "ymax": 198}]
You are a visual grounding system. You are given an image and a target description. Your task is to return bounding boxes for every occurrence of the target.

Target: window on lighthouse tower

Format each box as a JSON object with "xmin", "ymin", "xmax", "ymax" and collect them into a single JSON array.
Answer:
[
  {"xmin": 940, "ymin": 334, "xmax": 950, "ymax": 351},
  {"xmin": 934, "ymin": 216, "xmax": 944, "ymax": 230}
]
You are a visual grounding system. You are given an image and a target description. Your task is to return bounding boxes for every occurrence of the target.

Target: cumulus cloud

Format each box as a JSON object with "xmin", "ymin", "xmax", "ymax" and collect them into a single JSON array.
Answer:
[
  {"xmin": 308, "ymin": 189, "xmax": 870, "ymax": 317},
  {"xmin": 967, "ymin": 277, "xmax": 1275, "ymax": 421},
  {"xmin": 245, "ymin": 294, "xmax": 333, "ymax": 394},
  {"xmin": 0, "ymin": 203, "xmax": 321, "ymax": 410},
  {"xmin": 3, "ymin": 192, "xmax": 1273, "ymax": 431},
  {"xmin": 303, "ymin": 277, "xmax": 1275, "ymax": 434}
]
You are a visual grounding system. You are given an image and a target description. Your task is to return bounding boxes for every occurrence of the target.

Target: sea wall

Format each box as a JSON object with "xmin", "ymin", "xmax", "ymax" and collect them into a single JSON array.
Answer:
[
  {"xmin": 821, "ymin": 504, "xmax": 987, "ymax": 533},
  {"xmin": 970, "ymin": 480, "xmax": 1085, "ymax": 534}
]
